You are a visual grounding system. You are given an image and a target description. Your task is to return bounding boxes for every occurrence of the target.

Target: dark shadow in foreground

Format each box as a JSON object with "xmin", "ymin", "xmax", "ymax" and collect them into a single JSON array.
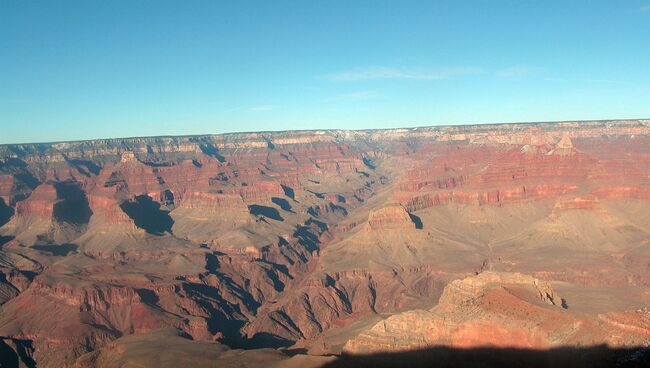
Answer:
[
  {"xmin": 236, "ymin": 332, "xmax": 294, "ymax": 350},
  {"xmin": 322, "ymin": 345, "xmax": 650, "ymax": 368},
  {"xmin": 0, "ymin": 337, "xmax": 36, "ymax": 368}
]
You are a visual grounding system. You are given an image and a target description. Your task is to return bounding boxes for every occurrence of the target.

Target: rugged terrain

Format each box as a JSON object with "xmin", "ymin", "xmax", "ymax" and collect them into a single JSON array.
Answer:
[{"xmin": 1, "ymin": 119, "xmax": 650, "ymax": 367}]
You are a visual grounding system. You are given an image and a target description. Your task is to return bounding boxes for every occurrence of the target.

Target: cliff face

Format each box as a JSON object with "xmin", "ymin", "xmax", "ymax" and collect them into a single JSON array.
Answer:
[
  {"xmin": 1, "ymin": 120, "xmax": 650, "ymax": 366},
  {"xmin": 367, "ymin": 205, "xmax": 416, "ymax": 230},
  {"xmin": 343, "ymin": 272, "xmax": 650, "ymax": 354}
]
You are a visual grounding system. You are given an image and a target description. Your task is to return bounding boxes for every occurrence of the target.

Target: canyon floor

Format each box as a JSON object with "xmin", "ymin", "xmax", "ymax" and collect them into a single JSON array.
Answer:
[{"xmin": 1, "ymin": 120, "xmax": 650, "ymax": 367}]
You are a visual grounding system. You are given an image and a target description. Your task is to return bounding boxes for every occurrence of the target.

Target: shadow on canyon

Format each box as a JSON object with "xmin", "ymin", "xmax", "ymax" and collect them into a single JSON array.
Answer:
[
  {"xmin": 120, "ymin": 195, "xmax": 174, "ymax": 235},
  {"xmin": 52, "ymin": 181, "xmax": 92, "ymax": 226},
  {"xmin": 271, "ymin": 197, "xmax": 293, "ymax": 212},
  {"xmin": 0, "ymin": 198, "xmax": 13, "ymax": 228},
  {"xmin": 0, "ymin": 236, "xmax": 14, "ymax": 248},
  {"xmin": 409, "ymin": 213, "xmax": 423, "ymax": 229},
  {"xmin": 197, "ymin": 142, "xmax": 226, "ymax": 162},
  {"xmin": 31, "ymin": 243, "xmax": 78, "ymax": 256},
  {"xmin": 248, "ymin": 204, "xmax": 284, "ymax": 221},
  {"xmin": 323, "ymin": 345, "xmax": 650, "ymax": 368},
  {"xmin": 0, "ymin": 338, "xmax": 36, "ymax": 368},
  {"xmin": 67, "ymin": 159, "xmax": 101, "ymax": 177}
]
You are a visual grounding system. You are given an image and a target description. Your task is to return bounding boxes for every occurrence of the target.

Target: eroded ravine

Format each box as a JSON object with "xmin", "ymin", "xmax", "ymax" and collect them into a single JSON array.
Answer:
[{"xmin": 0, "ymin": 120, "xmax": 650, "ymax": 366}]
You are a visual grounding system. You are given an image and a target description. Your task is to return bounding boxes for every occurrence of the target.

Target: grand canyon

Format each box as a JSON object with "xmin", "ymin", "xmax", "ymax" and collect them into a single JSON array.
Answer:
[{"xmin": 1, "ymin": 119, "xmax": 650, "ymax": 367}]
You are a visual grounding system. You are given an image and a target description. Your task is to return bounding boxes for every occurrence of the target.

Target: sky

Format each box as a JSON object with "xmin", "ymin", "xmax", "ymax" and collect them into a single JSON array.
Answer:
[{"xmin": 1, "ymin": 0, "xmax": 650, "ymax": 144}]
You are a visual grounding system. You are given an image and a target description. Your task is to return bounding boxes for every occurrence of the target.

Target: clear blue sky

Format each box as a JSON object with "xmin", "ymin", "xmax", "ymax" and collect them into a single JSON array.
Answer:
[{"xmin": 1, "ymin": 0, "xmax": 650, "ymax": 144}]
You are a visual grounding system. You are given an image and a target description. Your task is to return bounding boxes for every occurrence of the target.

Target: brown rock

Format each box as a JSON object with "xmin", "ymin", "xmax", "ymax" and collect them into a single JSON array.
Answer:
[{"xmin": 367, "ymin": 205, "xmax": 415, "ymax": 230}]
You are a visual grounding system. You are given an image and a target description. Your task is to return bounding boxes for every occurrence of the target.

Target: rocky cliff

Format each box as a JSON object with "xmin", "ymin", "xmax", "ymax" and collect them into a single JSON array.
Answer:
[
  {"xmin": 1, "ymin": 119, "xmax": 650, "ymax": 366},
  {"xmin": 344, "ymin": 272, "xmax": 650, "ymax": 354}
]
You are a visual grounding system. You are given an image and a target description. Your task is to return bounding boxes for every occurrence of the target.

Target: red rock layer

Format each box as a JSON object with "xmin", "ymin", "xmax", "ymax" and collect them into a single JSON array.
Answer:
[
  {"xmin": 367, "ymin": 205, "xmax": 415, "ymax": 230},
  {"xmin": 343, "ymin": 272, "xmax": 650, "ymax": 354},
  {"xmin": 0, "ymin": 120, "xmax": 650, "ymax": 366}
]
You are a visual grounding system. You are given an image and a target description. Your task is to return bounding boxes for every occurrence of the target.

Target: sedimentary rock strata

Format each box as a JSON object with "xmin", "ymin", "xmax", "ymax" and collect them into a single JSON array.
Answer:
[
  {"xmin": 1, "ymin": 120, "xmax": 650, "ymax": 366},
  {"xmin": 343, "ymin": 272, "xmax": 650, "ymax": 354},
  {"xmin": 367, "ymin": 205, "xmax": 415, "ymax": 230}
]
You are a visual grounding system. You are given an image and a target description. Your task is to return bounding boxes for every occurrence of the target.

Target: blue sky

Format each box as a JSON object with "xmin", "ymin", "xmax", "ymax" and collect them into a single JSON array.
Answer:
[{"xmin": 1, "ymin": 0, "xmax": 650, "ymax": 144}]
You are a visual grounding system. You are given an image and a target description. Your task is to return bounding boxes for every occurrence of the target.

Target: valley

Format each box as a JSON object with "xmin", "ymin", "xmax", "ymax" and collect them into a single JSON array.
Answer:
[{"xmin": 1, "ymin": 120, "xmax": 650, "ymax": 367}]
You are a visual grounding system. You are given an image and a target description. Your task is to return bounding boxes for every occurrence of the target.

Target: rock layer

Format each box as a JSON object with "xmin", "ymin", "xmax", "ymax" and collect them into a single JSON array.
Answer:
[
  {"xmin": 367, "ymin": 205, "xmax": 415, "ymax": 230},
  {"xmin": 343, "ymin": 272, "xmax": 650, "ymax": 354},
  {"xmin": 1, "ymin": 120, "xmax": 650, "ymax": 366}
]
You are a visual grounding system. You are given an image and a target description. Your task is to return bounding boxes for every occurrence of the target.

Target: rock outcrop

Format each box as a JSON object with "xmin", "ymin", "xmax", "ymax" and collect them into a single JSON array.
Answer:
[
  {"xmin": 343, "ymin": 272, "xmax": 650, "ymax": 354},
  {"xmin": 367, "ymin": 205, "xmax": 415, "ymax": 230},
  {"xmin": 548, "ymin": 133, "xmax": 578, "ymax": 156},
  {"xmin": 73, "ymin": 328, "xmax": 334, "ymax": 368}
]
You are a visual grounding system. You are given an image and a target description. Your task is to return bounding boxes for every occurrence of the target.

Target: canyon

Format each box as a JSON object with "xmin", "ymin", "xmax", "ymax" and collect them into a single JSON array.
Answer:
[{"xmin": 1, "ymin": 119, "xmax": 650, "ymax": 367}]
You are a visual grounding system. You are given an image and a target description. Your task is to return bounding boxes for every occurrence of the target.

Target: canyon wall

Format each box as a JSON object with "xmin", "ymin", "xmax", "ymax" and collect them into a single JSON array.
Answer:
[{"xmin": 1, "ymin": 120, "xmax": 650, "ymax": 366}]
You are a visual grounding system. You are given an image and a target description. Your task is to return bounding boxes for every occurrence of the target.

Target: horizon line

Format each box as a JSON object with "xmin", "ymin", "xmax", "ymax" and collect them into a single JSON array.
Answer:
[{"xmin": 2, "ymin": 117, "xmax": 648, "ymax": 147}]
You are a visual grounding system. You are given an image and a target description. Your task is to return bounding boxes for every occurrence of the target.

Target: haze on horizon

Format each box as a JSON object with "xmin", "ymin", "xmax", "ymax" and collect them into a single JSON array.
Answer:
[{"xmin": 1, "ymin": 0, "xmax": 650, "ymax": 144}]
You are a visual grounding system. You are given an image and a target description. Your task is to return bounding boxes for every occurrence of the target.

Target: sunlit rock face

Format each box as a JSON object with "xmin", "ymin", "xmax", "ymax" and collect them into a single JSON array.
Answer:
[
  {"xmin": 343, "ymin": 272, "xmax": 650, "ymax": 354},
  {"xmin": 367, "ymin": 205, "xmax": 416, "ymax": 230},
  {"xmin": 1, "ymin": 120, "xmax": 650, "ymax": 367}
]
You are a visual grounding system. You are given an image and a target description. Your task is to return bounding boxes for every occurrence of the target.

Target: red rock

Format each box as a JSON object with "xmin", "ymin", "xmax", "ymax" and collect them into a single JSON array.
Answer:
[
  {"xmin": 367, "ymin": 205, "xmax": 415, "ymax": 230},
  {"xmin": 343, "ymin": 272, "xmax": 650, "ymax": 354},
  {"xmin": 14, "ymin": 184, "xmax": 56, "ymax": 220},
  {"xmin": 0, "ymin": 120, "xmax": 650, "ymax": 366}
]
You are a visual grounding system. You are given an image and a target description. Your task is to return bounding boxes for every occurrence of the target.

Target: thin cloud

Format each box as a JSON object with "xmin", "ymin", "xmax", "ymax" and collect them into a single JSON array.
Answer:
[
  {"xmin": 323, "ymin": 66, "xmax": 480, "ymax": 81},
  {"xmin": 249, "ymin": 105, "xmax": 274, "ymax": 111},
  {"xmin": 585, "ymin": 78, "xmax": 629, "ymax": 85},
  {"xmin": 496, "ymin": 66, "xmax": 541, "ymax": 79},
  {"xmin": 640, "ymin": 5, "xmax": 650, "ymax": 12},
  {"xmin": 324, "ymin": 90, "xmax": 381, "ymax": 102},
  {"xmin": 0, "ymin": 98, "xmax": 32, "ymax": 104}
]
